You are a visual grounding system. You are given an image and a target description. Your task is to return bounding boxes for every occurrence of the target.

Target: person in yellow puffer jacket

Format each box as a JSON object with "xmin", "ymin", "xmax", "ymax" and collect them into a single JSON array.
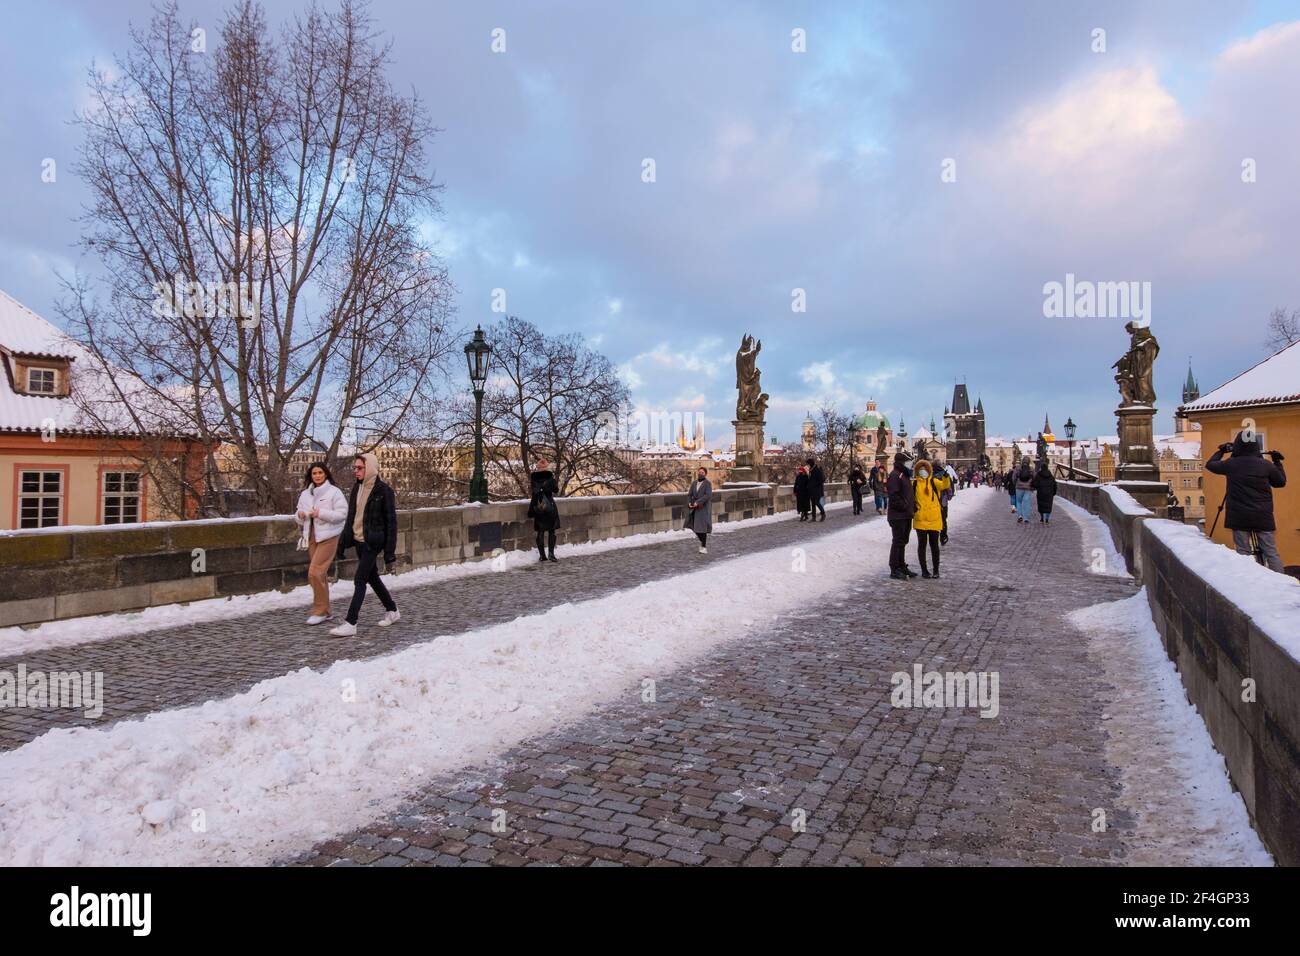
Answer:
[{"xmin": 912, "ymin": 459, "xmax": 951, "ymax": 579}]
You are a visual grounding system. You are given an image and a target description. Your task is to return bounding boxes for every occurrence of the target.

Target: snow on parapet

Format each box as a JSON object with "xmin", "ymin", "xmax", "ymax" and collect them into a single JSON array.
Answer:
[
  {"xmin": 1100, "ymin": 483, "xmax": 1154, "ymax": 516},
  {"xmin": 1146, "ymin": 519, "xmax": 1300, "ymax": 662}
]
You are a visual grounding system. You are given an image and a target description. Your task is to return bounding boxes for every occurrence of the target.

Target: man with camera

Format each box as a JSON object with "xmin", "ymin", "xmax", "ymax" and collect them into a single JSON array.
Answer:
[{"xmin": 1206, "ymin": 431, "xmax": 1287, "ymax": 573}]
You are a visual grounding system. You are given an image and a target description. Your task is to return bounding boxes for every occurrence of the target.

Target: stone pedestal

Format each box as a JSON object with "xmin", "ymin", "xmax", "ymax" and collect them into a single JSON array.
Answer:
[
  {"xmin": 1115, "ymin": 405, "xmax": 1159, "ymax": 483},
  {"xmin": 730, "ymin": 418, "xmax": 766, "ymax": 483}
]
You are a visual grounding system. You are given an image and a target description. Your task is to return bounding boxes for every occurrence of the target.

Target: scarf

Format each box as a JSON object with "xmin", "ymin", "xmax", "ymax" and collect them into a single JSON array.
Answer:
[{"xmin": 352, "ymin": 452, "xmax": 380, "ymax": 539}]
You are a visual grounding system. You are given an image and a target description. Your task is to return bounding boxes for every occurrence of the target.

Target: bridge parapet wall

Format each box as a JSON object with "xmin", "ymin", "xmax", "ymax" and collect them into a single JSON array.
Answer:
[{"xmin": 1059, "ymin": 479, "xmax": 1300, "ymax": 864}]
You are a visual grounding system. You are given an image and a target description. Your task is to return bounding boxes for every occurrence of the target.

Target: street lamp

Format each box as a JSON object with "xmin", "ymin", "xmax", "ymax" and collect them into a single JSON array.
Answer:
[
  {"xmin": 464, "ymin": 326, "xmax": 492, "ymax": 503},
  {"xmin": 1064, "ymin": 417, "xmax": 1077, "ymax": 480}
]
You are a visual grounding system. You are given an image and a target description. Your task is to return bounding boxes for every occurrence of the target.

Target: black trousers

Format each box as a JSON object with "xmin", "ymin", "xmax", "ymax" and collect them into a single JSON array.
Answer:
[
  {"xmin": 888, "ymin": 518, "xmax": 911, "ymax": 571},
  {"xmin": 917, "ymin": 529, "xmax": 940, "ymax": 572},
  {"xmin": 851, "ymin": 486, "xmax": 863, "ymax": 513},
  {"xmin": 536, "ymin": 529, "xmax": 556, "ymax": 556},
  {"xmin": 940, "ymin": 502, "xmax": 949, "ymax": 543},
  {"xmin": 347, "ymin": 543, "xmax": 397, "ymax": 624},
  {"xmin": 696, "ymin": 531, "xmax": 708, "ymax": 546}
]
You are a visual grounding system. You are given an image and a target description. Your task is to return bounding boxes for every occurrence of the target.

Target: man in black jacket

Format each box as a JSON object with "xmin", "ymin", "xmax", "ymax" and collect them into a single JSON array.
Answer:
[
  {"xmin": 886, "ymin": 453, "xmax": 917, "ymax": 579},
  {"xmin": 848, "ymin": 463, "xmax": 867, "ymax": 515},
  {"xmin": 330, "ymin": 452, "xmax": 401, "ymax": 636},
  {"xmin": 1206, "ymin": 431, "xmax": 1287, "ymax": 572},
  {"xmin": 806, "ymin": 458, "xmax": 826, "ymax": 521}
]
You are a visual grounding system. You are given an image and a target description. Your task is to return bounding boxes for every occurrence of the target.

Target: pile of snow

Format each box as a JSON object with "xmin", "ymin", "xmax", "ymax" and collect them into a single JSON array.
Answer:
[
  {"xmin": 0, "ymin": 494, "xmax": 983, "ymax": 865},
  {"xmin": 1056, "ymin": 497, "xmax": 1132, "ymax": 579},
  {"xmin": 1068, "ymin": 591, "xmax": 1271, "ymax": 866},
  {"xmin": 0, "ymin": 499, "xmax": 854, "ymax": 657},
  {"xmin": 1145, "ymin": 519, "xmax": 1300, "ymax": 662}
]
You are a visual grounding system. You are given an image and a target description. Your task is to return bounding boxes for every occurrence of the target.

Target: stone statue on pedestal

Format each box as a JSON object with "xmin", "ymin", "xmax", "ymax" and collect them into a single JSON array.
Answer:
[
  {"xmin": 735, "ymin": 334, "xmax": 769, "ymax": 421},
  {"xmin": 729, "ymin": 333, "xmax": 769, "ymax": 484},
  {"xmin": 1112, "ymin": 321, "xmax": 1162, "ymax": 490},
  {"xmin": 1112, "ymin": 321, "xmax": 1159, "ymax": 406}
]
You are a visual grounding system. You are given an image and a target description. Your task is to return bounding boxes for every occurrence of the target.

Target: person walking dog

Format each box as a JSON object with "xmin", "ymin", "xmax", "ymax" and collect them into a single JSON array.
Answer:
[
  {"xmin": 295, "ymin": 462, "xmax": 349, "ymax": 626},
  {"xmin": 528, "ymin": 457, "xmax": 561, "ymax": 562},
  {"xmin": 685, "ymin": 466, "xmax": 713, "ymax": 553},
  {"xmin": 330, "ymin": 453, "xmax": 400, "ymax": 637}
]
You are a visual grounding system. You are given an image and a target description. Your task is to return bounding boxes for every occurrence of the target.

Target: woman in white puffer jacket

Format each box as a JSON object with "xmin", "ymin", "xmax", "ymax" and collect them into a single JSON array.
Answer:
[{"xmin": 295, "ymin": 462, "xmax": 350, "ymax": 625}]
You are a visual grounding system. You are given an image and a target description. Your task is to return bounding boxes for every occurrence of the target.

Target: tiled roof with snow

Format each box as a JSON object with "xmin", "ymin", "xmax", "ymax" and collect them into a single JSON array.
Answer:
[
  {"xmin": 1181, "ymin": 340, "xmax": 1300, "ymax": 412},
  {"xmin": 0, "ymin": 289, "xmax": 152, "ymax": 437}
]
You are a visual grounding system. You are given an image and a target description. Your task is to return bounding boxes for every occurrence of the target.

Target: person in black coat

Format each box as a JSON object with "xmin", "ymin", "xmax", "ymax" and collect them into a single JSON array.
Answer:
[
  {"xmin": 528, "ymin": 457, "xmax": 561, "ymax": 562},
  {"xmin": 849, "ymin": 463, "xmax": 867, "ymax": 515},
  {"xmin": 1031, "ymin": 464, "xmax": 1058, "ymax": 524},
  {"xmin": 1207, "ymin": 431, "xmax": 1287, "ymax": 572},
  {"xmin": 793, "ymin": 466, "xmax": 811, "ymax": 520},
  {"xmin": 331, "ymin": 452, "xmax": 400, "ymax": 636},
  {"xmin": 886, "ymin": 453, "xmax": 917, "ymax": 579},
  {"xmin": 806, "ymin": 457, "xmax": 826, "ymax": 521},
  {"xmin": 869, "ymin": 462, "xmax": 889, "ymax": 514}
]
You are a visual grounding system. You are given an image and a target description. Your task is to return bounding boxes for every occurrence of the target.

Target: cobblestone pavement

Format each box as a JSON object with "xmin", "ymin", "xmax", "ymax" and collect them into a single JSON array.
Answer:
[
  {"xmin": 0, "ymin": 504, "xmax": 865, "ymax": 751},
  {"xmin": 292, "ymin": 493, "xmax": 1144, "ymax": 867}
]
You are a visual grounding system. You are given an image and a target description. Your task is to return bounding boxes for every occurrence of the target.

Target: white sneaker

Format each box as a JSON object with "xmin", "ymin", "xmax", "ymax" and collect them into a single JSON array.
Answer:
[
  {"xmin": 377, "ymin": 610, "xmax": 401, "ymax": 628},
  {"xmin": 329, "ymin": 622, "xmax": 356, "ymax": 638},
  {"xmin": 698, "ymin": 546, "xmax": 708, "ymax": 554},
  {"xmin": 306, "ymin": 614, "xmax": 332, "ymax": 626}
]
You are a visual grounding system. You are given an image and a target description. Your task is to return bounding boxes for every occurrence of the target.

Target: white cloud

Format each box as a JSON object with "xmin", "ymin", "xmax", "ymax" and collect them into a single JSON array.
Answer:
[
  {"xmin": 1008, "ymin": 66, "xmax": 1183, "ymax": 165},
  {"xmin": 1218, "ymin": 20, "xmax": 1300, "ymax": 66}
]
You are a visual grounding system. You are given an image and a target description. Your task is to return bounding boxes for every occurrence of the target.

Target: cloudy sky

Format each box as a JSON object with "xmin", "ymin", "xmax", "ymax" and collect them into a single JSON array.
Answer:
[{"xmin": 3, "ymin": 0, "xmax": 1299, "ymax": 445}]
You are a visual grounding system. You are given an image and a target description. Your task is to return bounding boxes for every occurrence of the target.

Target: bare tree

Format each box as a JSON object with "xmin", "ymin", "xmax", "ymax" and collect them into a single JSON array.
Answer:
[
  {"xmin": 810, "ymin": 405, "xmax": 857, "ymax": 482},
  {"xmin": 1266, "ymin": 307, "xmax": 1300, "ymax": 353},
  {"xmin": 60, "ymin": 0, "xmax": 455, "ymax": 515},
  {"xmin": 764, "ymin": 442, "xmax": 809, "ymax": 486},
  {"xmin": 464, "ymin": 316, "xmax": 630, "ymax": 498}
]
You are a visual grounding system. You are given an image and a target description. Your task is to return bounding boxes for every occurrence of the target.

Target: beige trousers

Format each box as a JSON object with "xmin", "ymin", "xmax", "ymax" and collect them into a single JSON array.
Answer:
[{"xmin": 307, "ymin": 527, "xmax": 339, "ymax": 615}]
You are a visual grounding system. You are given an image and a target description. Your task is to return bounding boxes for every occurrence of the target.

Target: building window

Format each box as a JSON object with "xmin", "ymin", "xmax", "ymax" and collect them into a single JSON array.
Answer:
[
  {"xmin": 27, "ymin": 368, "xmax": 57, "ymax": 394},
  {"xmin": 1185, "ymin": 497, "xmax": 1191, "ymax": 507},
  {"xmin": 102, "ymin": 471, "xmax": 142, "ymax": 524},
  {"xmin": 1199, "ymin": 496, "xmax": 1205, "ymax": 505},
  {"xmin": 19, "ymin": 470, "xmax": 63, "ymax": 528}
]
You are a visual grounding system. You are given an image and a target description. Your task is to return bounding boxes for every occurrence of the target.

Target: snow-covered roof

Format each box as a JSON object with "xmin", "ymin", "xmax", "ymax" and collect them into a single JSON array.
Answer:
[
  {"xmin": 1182, "ymin": 340, "xmax": 1300, "ymax": 412},
  {"xmin": 0, "ymin": 289, "xmax": 178, "ymax": 438},
  {"xmin": 1154, "ymin": 436, "xmax": 1201, "ymax": 459}
]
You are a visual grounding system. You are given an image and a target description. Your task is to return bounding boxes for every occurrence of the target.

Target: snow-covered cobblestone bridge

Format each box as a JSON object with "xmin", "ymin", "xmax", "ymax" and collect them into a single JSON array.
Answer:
[{"xmin": 0, "ymin": 489, "xmax": 1271, "ymax": 866}]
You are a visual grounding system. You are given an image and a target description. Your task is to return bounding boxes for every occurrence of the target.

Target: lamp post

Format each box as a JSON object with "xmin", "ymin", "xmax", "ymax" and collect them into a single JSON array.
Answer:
[
  {"xmin": 464, "ymin": 326, "xmax": 492, "ymax": 503},
  {"xmin": 1064, "ymin": 417, "xmax": 1077, "ymax": 480}
]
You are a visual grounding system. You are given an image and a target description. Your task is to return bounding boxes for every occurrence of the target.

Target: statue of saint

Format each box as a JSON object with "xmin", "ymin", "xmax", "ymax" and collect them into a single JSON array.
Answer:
[
  {"xmin": 1113, "ymin": 321, "xmax": 1160, "ymax": 406},
  {"xmin": 1036, "ymin": 432, "xmax": 1048, "ymax": 466},
  {"xmin": 875, "ymin": 419, "xmax": 887, "ymax": 457},
  {"xmin": 735, "ymin": 334, "xmax": 769, "ymax": 420}
]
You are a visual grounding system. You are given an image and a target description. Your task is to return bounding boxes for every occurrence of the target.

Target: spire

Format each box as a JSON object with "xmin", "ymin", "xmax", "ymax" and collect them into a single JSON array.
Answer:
[
  {"xmin": 976, "ymin": 397, "xmax": 984, "ymax": 414},
  {"xmin": 1043, "ymin": 412, "xmax": 1052, "ymax": 435},
  {"xmin": 951, "ymin": 383, "xmax": 971, "ymax": 415},
  {"xmin": 1183, "ymin": 361, "xmax": 1199, "ymax": 403}
]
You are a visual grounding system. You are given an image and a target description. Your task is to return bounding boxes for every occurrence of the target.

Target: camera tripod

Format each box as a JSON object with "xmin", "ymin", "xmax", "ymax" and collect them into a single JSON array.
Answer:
[{"xmin": 1208, "ymin": 496, "xmax": 1268, "ymax": 566}]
